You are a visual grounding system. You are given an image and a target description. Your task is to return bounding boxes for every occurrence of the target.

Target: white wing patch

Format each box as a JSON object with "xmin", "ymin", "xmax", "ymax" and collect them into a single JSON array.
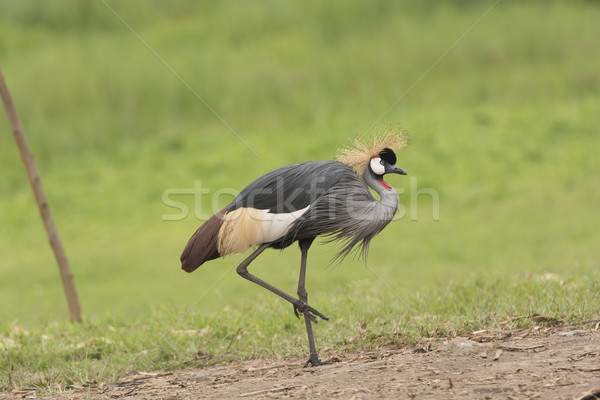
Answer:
[
  {"xmin": 217, "ymin": 206, "xmax": 310, "ymax": 256},
  {"xmin": 261, "ymin": 206, "xmax": 310, "ymax": 243}
]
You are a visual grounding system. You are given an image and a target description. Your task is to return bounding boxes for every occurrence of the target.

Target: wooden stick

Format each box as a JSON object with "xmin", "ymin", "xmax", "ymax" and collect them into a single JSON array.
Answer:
[{"xmin": 0, "ymin": 66, "xmax": 82, "ymax": 322}]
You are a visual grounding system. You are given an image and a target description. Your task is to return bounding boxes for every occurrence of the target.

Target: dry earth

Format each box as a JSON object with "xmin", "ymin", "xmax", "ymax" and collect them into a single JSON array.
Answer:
[{"xmin": 3, "ymin": 327, "xmax": 600, "ymax": 400}]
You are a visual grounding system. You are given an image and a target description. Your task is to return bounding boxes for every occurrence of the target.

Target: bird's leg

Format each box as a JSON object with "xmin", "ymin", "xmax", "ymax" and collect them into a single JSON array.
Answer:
[
  {"xmin": 236, "ymin": 244, "xmax": 328, "ymax": 323},
  {"xmin": 296, "ymin": 239, "xmax": 330, "ymax": 368}
]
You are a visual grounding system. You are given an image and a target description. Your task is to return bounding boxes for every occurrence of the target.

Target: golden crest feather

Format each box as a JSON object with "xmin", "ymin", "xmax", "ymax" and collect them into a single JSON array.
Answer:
[{"xmin": 336, "ymin": 129, "xmax": 407, "ymax": 175}]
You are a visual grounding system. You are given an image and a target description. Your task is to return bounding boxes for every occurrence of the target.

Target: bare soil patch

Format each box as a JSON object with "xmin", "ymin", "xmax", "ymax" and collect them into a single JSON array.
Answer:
[{"xmin": 4, "ymin": 327, "xmax": 600, "ymax": 399}]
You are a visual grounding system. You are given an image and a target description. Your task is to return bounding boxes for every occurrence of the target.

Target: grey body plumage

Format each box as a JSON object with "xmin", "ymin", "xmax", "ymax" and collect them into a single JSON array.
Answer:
[
  {"xmin": 181, "ymin": 132, "xmax": 408, "ymax": 367},
  {"xmin": 223, "ymin": 160, "xmax": 400, "ymax": 261},
  {"xmin": 287, "ymin": 161, "xmax": 400, "ymax": 261}
]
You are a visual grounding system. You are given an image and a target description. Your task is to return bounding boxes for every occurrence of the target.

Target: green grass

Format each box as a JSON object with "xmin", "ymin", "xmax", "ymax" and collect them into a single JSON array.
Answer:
[
  {"xmin": 1, "ymin": 0, "xmax": 600, "ymax": 392},
  {"xmin": 3, "ymin": 273, "xmax": 599, "ymax": 392}
]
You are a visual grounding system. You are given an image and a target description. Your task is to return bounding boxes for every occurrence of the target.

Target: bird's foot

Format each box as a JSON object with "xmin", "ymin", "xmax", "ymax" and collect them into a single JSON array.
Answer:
[
  {"xmin": 303, "ymin": 354, "xmax": 331, "ymax": 368},
  {"xmin": 293, "ymin": 301, "xmax": 329, "ymax": 323}
]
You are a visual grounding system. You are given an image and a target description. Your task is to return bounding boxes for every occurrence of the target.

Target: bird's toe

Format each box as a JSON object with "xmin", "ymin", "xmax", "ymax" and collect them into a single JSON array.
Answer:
[
  {"xmin": 303, "ymin": 355, "xmax": 331, "ymax": 368},
  {"xmin": 293, "ymin": 301, "xmax": 328, "ymax": 322}
]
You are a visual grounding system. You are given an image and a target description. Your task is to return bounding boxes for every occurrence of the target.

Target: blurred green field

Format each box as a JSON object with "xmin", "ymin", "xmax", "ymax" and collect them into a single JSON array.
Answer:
[
  {"xmin": 1, "ymin": 0, "xmax": 599, "ymax": 322},
  {"xmin": 1, "ymin": 0, "xmax": 600, "ymax": 389}
]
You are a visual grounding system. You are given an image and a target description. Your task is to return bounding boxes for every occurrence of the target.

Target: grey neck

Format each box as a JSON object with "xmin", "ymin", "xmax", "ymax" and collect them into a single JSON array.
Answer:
[
  {"xmin": 360, "ymin": 168, "xmax": 400, "ymax": 226},
  {"xmin": 362, "ymin": 168, "xmax": 396, "ymax": 197}
]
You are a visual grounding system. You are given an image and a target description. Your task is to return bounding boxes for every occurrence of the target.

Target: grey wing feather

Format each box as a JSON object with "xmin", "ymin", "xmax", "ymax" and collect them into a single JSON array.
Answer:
[{"xmin": 228, "ymin": 161, "xmax": 351, "ymax": 214}]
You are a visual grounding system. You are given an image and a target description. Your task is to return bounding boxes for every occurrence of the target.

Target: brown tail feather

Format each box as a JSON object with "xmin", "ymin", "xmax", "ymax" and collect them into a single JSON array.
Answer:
[{"xmin": 180, "ymin": 206, "xmax": 228, "ymax": 272}]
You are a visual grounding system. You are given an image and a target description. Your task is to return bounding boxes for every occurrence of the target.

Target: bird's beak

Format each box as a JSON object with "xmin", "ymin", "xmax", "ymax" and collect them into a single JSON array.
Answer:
[{"xmin": 386, "ymin": 164, "xmax": 407, "ymax": 175}]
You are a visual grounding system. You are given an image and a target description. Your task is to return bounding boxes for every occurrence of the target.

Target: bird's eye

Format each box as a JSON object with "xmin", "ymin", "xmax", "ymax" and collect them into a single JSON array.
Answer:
[{"xmin": 380, "ymin": 160, "xmax": 384, "ymax": 165}]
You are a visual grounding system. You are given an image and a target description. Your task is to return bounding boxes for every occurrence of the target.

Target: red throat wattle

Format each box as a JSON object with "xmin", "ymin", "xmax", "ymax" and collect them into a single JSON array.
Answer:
[{"xmin": 378, "ymin": 178, "xmax": 392, "ymax": 191}]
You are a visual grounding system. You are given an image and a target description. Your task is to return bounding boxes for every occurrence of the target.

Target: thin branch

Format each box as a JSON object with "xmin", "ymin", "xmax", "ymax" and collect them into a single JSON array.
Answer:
[{"xmin": 0, "ymin": 66, "xmax": 82, "ymax": 322}]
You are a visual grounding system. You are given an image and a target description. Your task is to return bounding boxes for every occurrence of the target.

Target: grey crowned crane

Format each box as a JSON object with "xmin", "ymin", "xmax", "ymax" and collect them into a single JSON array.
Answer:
[{"xmin": 181, "ymin": 131, "xmax": 407, "ymax": 367}]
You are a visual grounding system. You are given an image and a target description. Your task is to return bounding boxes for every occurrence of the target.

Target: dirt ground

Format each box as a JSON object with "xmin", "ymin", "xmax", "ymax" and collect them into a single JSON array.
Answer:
[{"xmin": 3, "ymin": 327, "xmax": 600, "ymax": 400}]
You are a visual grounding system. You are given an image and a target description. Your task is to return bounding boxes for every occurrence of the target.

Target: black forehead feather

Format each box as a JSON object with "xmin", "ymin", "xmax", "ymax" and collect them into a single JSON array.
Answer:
[{"xmin": 378, "ymin": 148, "xmax": 397, "ymax": 164}]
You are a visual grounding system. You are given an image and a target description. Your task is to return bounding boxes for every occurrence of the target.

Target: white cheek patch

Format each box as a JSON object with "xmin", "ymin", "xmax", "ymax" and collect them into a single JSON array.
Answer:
[{"xmin": 370, "ymin": 157, "xmax": 385, "ymax": 175}]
